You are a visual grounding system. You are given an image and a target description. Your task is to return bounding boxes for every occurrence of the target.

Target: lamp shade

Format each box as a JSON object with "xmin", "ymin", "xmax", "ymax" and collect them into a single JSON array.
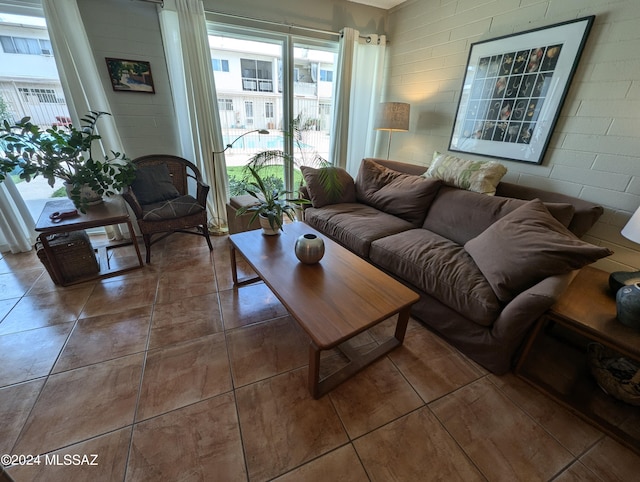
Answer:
[
  {"xmin": 375, "ymin": 102, "xmax": 410, "ymax": 131},
  {"xmin": 621, "ymin": 206, "xmax": 640, "ymax": 245}
]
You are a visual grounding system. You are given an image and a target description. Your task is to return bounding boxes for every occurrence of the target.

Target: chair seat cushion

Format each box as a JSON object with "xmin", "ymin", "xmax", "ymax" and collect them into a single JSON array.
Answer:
[{"xmin": 142, "ymin": 195, "xmax": 205, "ymax": 221}]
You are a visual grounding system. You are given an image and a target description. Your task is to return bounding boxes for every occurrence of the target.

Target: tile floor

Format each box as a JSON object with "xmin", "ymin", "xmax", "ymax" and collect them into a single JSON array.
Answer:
[{"xmin": 1, "ymin": 231, "xmax": 639, "ymax": 481}]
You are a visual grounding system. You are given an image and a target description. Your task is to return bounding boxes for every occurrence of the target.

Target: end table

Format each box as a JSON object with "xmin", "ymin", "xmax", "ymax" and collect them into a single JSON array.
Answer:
[
  {"xmin": 35, "ymin": 197, "xmax": 143, "ymax": 285},
  {"xmin": 516, "ymin": 266, "xmax": 640, "ymax": 455}
]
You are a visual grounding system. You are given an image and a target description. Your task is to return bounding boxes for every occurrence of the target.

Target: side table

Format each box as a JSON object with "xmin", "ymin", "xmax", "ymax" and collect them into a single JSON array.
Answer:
[
  {"xmin": 35, "ymin": 197, "xmax": 143, "ymax": 285},
  {"xmin": 516, "ymin": 266, "xmax": 640, "ymax": 454}
]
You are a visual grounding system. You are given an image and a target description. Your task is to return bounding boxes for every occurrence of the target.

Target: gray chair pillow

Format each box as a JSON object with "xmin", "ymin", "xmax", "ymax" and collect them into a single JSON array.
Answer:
[{"xmin": 131, "ymin": 163, "xmax": 180, "ymax": 205}]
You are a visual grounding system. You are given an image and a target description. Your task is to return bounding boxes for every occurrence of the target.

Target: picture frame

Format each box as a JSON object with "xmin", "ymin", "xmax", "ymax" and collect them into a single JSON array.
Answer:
[
  {"xmin": 448, "ymin": 16, "xmax": 594, "ymax": 164},
  {"xmin": 105, "ymin": 58, "xmax": 155, "ymax": 94}
]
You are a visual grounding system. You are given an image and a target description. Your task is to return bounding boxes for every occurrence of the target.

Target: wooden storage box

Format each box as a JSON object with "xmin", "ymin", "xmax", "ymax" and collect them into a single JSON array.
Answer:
[{"xmin": 36, "ymin": 230, "xmax": 99, "ymax": 285}]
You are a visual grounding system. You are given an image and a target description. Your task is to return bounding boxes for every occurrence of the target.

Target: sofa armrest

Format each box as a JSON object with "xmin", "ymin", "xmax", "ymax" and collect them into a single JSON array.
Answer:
[{"xmin": 485, "ymin": 270, "xmax": 578, "ymax": 373}]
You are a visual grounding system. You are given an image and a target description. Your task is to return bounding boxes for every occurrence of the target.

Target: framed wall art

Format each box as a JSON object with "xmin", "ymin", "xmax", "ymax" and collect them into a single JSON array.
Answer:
[
  {"xmin": 105, "ymin": 58, "xmax": 155, "ymax": 93},
  {"xmin": 448, "ymin": 16, "xmax": 594, "ymax": 164}
]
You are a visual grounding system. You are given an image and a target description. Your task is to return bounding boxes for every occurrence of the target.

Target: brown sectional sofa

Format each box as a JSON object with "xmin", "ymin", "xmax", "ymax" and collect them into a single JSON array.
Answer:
[{"xmin": 301, "ymin": 158, "xmax": 609, "ymax": 374}]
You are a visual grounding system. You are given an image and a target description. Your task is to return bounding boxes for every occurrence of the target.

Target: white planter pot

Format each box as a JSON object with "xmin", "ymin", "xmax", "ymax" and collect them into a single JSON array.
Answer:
[
  {"xmin": 64, "ymin": 182, "xmax": 103, "ymax": 206},
  {"xmin": 259, "ymin": 213, "xmax": 281, "ymax": 235}
]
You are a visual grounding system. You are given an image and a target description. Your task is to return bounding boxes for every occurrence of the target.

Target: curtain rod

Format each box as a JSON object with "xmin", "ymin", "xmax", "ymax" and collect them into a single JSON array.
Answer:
[
  {"xmin": 208, "ymin": 10, "xmax": 340, "ymax": 38},
  {"xmin": 207, "ymin": 10, "xmax": 378, "ymax": 41}
]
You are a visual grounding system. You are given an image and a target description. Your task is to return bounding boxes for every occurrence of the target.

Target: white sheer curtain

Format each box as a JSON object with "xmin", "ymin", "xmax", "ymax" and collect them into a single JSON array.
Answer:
[
  {"xmin": 329, "ymin": 28, "xmax": 387, "ymax": 176},
  {"xmin": 42, "ymin": 0, "xmax": 128, "ymax": 240},
  {"xmin": 159, "ymin": 0, "xmax": 228, "ymax": 234},
  {"xmin": 0, "ymin": 177, "xmax": 36, "ymax": 253}
]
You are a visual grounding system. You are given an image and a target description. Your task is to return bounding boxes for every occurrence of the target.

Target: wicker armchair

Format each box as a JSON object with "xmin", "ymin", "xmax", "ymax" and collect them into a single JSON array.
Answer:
[{"xmin": 123, "ymin": 154, "xmax": 213, "ymax": 263}]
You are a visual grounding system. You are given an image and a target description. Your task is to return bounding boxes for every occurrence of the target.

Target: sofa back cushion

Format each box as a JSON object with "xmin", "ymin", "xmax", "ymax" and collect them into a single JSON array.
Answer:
[
  {"xmin": 422, "ymin": 186, "xmax": 575, "ymax": 245},
  {"xmin": 300, "ymin": 166, "xmax": 356, "ymax": 208},
  {"xmin": 355, "ymin": 159, "xmax": 442, "ymax": 227},
  {"xmin": 464, "ymin": 199, "xmax": 613, "ymax": 303}
]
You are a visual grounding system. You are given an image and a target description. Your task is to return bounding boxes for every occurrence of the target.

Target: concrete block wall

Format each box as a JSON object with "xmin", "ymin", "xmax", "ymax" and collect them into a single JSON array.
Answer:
[{"xmin": 385, "ymin": 0, "xmax": 640, "ymax": 272}]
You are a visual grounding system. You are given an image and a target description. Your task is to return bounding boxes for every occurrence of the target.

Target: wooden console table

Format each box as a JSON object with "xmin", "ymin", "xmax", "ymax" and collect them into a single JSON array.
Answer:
[
  {"xmin": 35, "ymin": 197, "xmax": 143, "ymax": 285},
  {"xmin": 516, "ymin": 266, "xmax": 640, "ymax": 454}
]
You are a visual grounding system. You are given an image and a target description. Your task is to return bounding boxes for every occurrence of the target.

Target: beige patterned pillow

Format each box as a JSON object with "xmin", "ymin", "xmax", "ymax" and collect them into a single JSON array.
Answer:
[{"xmin": 424, "ymin": 152, "xmax": 507, "ymax": 195}]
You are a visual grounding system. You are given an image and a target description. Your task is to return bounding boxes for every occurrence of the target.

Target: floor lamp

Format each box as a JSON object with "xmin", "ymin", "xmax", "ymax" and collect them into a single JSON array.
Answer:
[
  {"xmin": 375, "ymin": 102, "xmax": 410, "ymax": 159},
  {"xmin": 213, "ymin": 128, "xmax": 270, "ymax": 157}
]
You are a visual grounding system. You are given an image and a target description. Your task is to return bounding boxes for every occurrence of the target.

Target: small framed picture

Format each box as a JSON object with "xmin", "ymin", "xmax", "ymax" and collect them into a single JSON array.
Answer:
[
  {"xmin": 448, "ymin": 16, "xmax": 594, "ymax": 164},
  {"xmin": 105, "ymin": 58, "xmax": 155, "ymax": 93}
]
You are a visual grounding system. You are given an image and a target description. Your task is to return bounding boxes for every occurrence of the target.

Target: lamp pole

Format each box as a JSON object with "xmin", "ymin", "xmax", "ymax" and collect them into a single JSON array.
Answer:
[{"xmin": 213, "ymin": 129, "xmax": 270, "ymax": 156}]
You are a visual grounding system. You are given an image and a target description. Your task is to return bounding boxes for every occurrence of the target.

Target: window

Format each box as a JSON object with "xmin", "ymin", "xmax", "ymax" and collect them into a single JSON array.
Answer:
[
  {"xmin": 241, "ymin": 58, "xmax": 273, "ymax": 92},
  {"xmin": 265, "ymin": 102, "xmax": 274, "ymax": 118},
  {"xmin": 218, "ymin": 98, "xmax": 233, "ymax": 110},
  {"xmin": 320, "ymin": 69, "xmax": 333, "ymax": 82},
  {"xmin": 245, "ymin": 101, "xmax": 254, "ymax": 118},
  {"xmin": 18, "ymin": 87, "xmax": 63, "ymax": 104},
  {"xmin": 212, "ymin": 58, "xmax": 229, "ymax": 72},
  {"xmin": 0, "ymin": 35, "xmax": 52, "ymax": 55},
  {"xmin": 208, "ymin": 24, "xmax": 337, "ymax": 194}
]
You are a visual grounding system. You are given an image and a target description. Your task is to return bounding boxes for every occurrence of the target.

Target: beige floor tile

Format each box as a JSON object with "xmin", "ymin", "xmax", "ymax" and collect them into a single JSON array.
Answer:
[
  {"xmin": 159, "ymin": 245, "xmax": 215, "ymax": 271},
  {"xmin": 227, "ymin": 315, "xmax": 308, "ymax": 387},
  {"xmin": 236, "ymin": 368, "xmax": 348, "ymax": 481},
  {"xmin": 0, "ymin": 379, "xmax": 45, "ymax": 455},
  {"xmin": 0, "ymin": 298, "xmax": 19, "ymax": 323},
  {"xmin": 127, "ymin": 393, "xmax": 246, "ymax": 482},
  {"xmin": 389, "ymin": 325, "xmax": 482, "ymax": 402},
  {"xmin": 430, "ymin": 377, "xmax": 574, "ymax": 481},
  {"xmin": 354, "ymin": 407, "xmax": 484, "ymax": 481},
  {"xmin": 8, "ymin": 427, "xmax": 131, "ymax": 482},
  {"xmin": 0, "ymin": 286, "xmax": 93, "ymax": 335},
  {"xmin": 580, "ymin": 436, "xmax": 640, "ymax": 480},
  {"xmin": 0, "ymin": 323, "xmax": 73, "ymax": 387},
  {"xmin": 274, "ymin": 444, "xmax": 369, "ymax": 481},
  {"xmin": 81, "ymin": 278, "xmax": 156, "ymax": 318},
  {"xmin": 219, "ymin": 282, "xmax": 288, "ymax": 330},
  {"xmin": 155, "ymin": 265, "xmax": 217, "ymax": 304},
  {"xmin": 0, "ymin": 250, "xmax": 42, "ymax": 273},
  {"xmin": 553, "ymin": 461, "xmax": 603, "ymax": 481},
  {"xmin": 490, "ymin": 372, "xmax": 603, "ymax": 455},
  {"xmin": 149, "ymin": 293, "xmax": 223, "ymax": 349},
  {"xmin": 329, "ymin": 357, "xmax": 423, "ymax": 439},
  {"xmin": 52, "ymin": 306, "xmax": 152, "ymax": 373},
  {"xmin": 13, "ymin": 354, "xmax": 143, "ymax": 456},
  {"xmin": 136, "ymin": 333, "xmax": 232, "ymax": 421},
  {"xmin": 0, "ymin": 270, "xmax": 43, "ymax": 300}
]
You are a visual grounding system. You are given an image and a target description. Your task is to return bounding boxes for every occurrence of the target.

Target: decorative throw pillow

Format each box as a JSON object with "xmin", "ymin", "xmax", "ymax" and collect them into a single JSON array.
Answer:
[
  {"xmin": 355, "ymin": 158, "xmax": 442, "ymax": 226},
  {"xmin": 464, "ymin": 199, "xmax": 613, "ymax": 303},
  {"xmin": 131, "ymin": 163, "xmax": 180, "ymax": 205},
  {"xmin": 424, "ymin": 152, "xmax": 507, "ymax": 195},
  {"xmin": 300, "ymin": 165, "xmax": 356, "ymax": 208}
]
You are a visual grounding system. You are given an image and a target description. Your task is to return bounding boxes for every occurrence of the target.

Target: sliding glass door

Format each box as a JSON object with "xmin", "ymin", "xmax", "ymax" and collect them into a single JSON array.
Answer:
[{"xmin": 207, "ymin": 22, "xmax": 337, "ymax": 194}]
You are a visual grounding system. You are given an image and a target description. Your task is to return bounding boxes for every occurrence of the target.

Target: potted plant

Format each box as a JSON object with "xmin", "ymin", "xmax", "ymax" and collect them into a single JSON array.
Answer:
[
  {"xmin": 236, "ymin": 166, "xmax": 309, "ymax": 235},
  {"xmin": 239, "ymin": 114, "xmax": 345, "ymax": 219},
  {"xmin": 0, "ymin": 111, "xmax": 136, "ymax": 212}
]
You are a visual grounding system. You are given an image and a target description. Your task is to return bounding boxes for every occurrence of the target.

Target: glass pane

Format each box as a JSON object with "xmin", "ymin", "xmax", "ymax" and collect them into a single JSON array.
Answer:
[
  {"xmin": 209, "ymin": 34, "xmax": 285, "ymax": 196},
  {"xmin": 0, "ymin": 13, "xmax": 70, "ymax": 218},
  {"xmin": 291, "ymin": 41, "xmax": 336, "ymax": 178}
]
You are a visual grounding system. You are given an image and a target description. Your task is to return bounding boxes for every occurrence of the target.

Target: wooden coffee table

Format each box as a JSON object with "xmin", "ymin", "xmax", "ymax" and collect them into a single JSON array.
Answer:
[{"xmin": 229, "ymin": 222, "xmax": 419, "ymax": 398}]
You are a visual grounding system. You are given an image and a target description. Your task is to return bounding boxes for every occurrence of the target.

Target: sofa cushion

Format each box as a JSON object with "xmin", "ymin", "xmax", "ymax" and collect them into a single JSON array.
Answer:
[
  {"xmin": 300, "ymin": 166, "xmax": 356, "ymax": 208},
  {"xmin": 370, "ymin": 229, "xmax": 501, "ymax": 326},
  {"xmin": 131, "ymin": 163, "xmax": 180, "ymax": 205},
  {"xmin": 355, "ymin": 159, "xmax": 442, "ymax": 227},
  {"xmin": 422, "ymin": 187, "xmax": 576, "ymax": 246},
  {"xmin": 424, "ymin": 152, "xmax": 507, "ymax": 195},
  {"xmin": 464, "ymin": 199, "xmax": 613, "ymax": 303},
  {"xmin": 304, "ymin": 203, "xmax": 413, "ymax": 258}
]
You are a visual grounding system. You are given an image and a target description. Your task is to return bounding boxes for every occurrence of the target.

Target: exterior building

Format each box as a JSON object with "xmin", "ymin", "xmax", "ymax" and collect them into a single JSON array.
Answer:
[{"xmin": 0, "ymin": 14, "xmax": 68, "ymax": 126}]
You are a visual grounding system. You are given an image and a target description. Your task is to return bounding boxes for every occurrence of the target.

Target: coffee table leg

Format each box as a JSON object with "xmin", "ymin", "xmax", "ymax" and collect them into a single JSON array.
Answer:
[
  {"xmin": 394, "ymin": 306, "xmax": 411, "ymax": 342},
  {"xmin": 307, "ymin": 307, "xmax": 413, "ymax": 399},
  {"xmin": 309, "ymin": 343, "xmax": 321, "ymax": 399},
  {"xmin": 230, "ymin": 244, "xmax": 239, "ymax": 285}
]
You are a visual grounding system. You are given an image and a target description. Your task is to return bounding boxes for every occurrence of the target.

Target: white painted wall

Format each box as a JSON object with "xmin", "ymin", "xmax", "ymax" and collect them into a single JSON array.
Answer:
[{"xmin": 385, "ymin": 0, "xmax": 640, "ymax": 272}]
